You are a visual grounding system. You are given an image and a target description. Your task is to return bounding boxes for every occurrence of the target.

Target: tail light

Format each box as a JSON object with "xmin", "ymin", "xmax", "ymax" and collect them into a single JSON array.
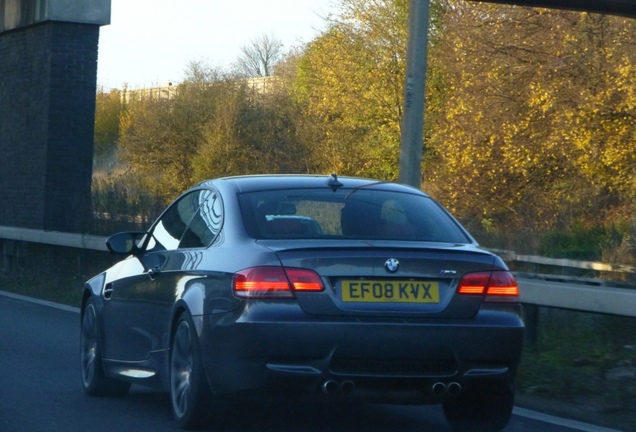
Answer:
[
  {"xmin": 233, "ymin": 266, "xmax": 324, "ymax": 299},
  {"xmin": 457, "ymin": 271, "xmax": 519, "ymax": 302}
]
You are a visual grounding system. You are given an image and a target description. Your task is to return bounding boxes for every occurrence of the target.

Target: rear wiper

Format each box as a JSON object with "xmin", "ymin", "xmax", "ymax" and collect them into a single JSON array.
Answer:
[
  {"xmin": 345, "ymin": 180, "xmax": 388, "ymax": 199},
  {"xmin": 324, "ymin": 172, "xmax": 388, "ymax": 197}
]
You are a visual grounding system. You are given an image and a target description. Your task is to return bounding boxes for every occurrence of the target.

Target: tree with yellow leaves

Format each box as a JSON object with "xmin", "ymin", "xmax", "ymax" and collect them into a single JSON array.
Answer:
[
  {"xmin": 427, "ymin": 2, "xmax": 636, "ymax": 238},
  {"xmin": 295, "ymin": 0, "xmax": 412, "ymax": 180}
]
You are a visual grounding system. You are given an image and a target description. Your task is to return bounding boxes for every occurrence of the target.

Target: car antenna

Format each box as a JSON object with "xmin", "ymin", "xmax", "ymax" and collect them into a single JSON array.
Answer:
[{"xmin": 326, "ymin": 173, "xmax": 343, "ymax": 191}]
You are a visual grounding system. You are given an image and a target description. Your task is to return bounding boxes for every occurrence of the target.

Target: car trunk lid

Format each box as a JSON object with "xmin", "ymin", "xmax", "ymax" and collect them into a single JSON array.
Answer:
[{"xmin": 258, "ymin": 240, "xmax": 498, "ymax": 319}]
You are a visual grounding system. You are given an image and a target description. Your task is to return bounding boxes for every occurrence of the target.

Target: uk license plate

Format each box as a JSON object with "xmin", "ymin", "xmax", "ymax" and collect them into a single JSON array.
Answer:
[{"xmin": 341, "ymin": 280, "xmax": 440, "ymax": 303}]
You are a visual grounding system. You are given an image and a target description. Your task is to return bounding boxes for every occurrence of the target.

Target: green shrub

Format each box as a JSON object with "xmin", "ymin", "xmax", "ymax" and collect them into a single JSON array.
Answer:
[{"xmin": 539, "ymin": 224, "xmax": 623, "ymax": 261}]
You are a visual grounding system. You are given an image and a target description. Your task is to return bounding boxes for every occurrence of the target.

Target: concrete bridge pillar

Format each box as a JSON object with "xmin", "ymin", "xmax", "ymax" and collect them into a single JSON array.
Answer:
[{"xmin": 0, "ymin": 0, "xmax": 111, "ymax": 233}]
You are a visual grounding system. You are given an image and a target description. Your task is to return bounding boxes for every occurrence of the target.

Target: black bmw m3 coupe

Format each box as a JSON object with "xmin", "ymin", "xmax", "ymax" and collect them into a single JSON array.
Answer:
[{"xmin": 80, "ymin": 174, "xmax": 524, "ymax": 431}]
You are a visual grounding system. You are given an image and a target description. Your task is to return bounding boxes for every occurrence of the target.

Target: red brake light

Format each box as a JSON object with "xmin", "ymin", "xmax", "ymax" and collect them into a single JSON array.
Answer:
[
  {"xmin": 233, "ymin": 267, "xmax": 324, "ymax": 299},
  {"xmin": 458, "ymin": 271, "xmax": 519, "ymax": 302},
  {"xmin": 233, "ymin": 267, "xmax": 293, "ymax": 299},
  {"xmin": 486, "ymin": 271, "xmax": 519, "ymax": 299}
]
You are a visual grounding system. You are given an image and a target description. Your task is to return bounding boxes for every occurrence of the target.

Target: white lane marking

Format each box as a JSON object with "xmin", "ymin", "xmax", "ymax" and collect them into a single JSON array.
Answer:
[
  {"xmin": 0, "ymin": 290, "xmax": 627, "ymax": 432},
  {"xmin": 513, "ymin": 407, "xmax": 624, "ymax": 432},
  {"xmin": 0, "ymin": 290, "xmax": 80, "ymax": 313}
]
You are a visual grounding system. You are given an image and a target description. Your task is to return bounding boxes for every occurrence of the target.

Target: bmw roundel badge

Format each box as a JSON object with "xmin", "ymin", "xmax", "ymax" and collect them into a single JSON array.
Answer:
[{"xmin": 385, "ymin": 258, "xmax": 400, "ymax": 273}]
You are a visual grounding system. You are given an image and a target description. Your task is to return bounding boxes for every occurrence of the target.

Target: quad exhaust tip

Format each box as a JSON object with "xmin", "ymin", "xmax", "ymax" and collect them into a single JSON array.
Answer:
[
  {"xmin": 322, "ymin": 380, "xmax": 338, "ymax": 395},
  {"xmin": 322, "ymin": 379, "xmax": 460, "ymax": 397},
  {"xmin": 431, "ymin": 382, "xmax": 462, "ymax": 397},
  {"xmin": 340, "ymin": 380, "xmax": 355, "ymax": 394},
  {"xmin": 447, "ymin": 381, "xmax": 462, "ymax": 396},
  {"xmin": 322, "ymin": 379, "xmax": 356, "ymax": 395},
  {"xmin": 432, "ymin": 382, "xmax": 447, "ymax": 396}
]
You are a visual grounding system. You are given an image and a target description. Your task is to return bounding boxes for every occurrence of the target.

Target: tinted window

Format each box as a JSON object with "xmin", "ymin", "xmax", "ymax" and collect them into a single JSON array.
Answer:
[
  {"xmin": 238, "ymin": 188, "xmax": 470, "ymax": 243},
  {"xmin": 179, "ymin": 191, "xmax": 222, "ymax": 249},
  {"xmin": 148, "ymin": 190, "xmax": 211, "ymax": 251}
]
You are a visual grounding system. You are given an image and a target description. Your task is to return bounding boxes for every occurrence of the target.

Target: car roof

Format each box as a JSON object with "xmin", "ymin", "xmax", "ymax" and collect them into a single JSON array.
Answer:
[{"xmin": 197, "ymin": 174, "xmax": 429, "ymax": 196}]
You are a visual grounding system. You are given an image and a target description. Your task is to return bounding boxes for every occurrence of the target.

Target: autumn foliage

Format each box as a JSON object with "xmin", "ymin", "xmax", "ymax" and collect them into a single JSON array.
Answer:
[{"xmin": 93, "ymin": 0, "xmax": 636, "ymax": 263}]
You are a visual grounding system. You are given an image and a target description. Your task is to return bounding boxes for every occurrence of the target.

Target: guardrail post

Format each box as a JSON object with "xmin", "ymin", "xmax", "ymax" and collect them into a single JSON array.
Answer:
[
  {"xmin": 522, "ymin": 304, "xmax": 539, "ymax": 346},
  {"xmin": 2, "ymin": 240, "xmax": 27, "ymax": 273},
  {"xmin": 3, "ymin": 240, "xmax": 15, "ymax": 273},
  {"xmin": 3, "ymin": 239, "xmax": 14, "ymax": 273}
]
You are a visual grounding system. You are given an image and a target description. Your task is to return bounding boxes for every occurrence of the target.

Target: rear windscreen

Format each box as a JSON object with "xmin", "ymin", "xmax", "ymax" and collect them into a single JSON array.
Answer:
[{"xmin": 238, "ymin": 188, "xmax": 471, "ymax": 243}]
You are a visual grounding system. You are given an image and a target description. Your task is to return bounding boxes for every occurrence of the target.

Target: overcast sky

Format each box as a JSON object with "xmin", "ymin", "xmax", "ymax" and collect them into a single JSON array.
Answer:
[{"xmin": 96, "ymin": 0, "xmax": 336, "ymax": 89}]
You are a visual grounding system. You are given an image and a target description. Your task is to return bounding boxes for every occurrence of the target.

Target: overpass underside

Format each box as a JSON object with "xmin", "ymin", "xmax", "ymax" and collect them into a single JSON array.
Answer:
[
  {"xmin": 476, "ymin": 0, "xmax": 636, "ymax": 18},
  {"xmin": 474, "ymin": 0, "xmax": 636, "ymax": 18}
]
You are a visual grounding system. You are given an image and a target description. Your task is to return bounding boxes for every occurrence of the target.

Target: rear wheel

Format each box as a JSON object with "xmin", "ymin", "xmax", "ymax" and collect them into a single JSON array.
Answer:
[
  {"xmin": 442, "ymin": 382, "xmax": 514, "ymax": 431},
  {"xmin": 170, "ymin": 311, "xmax": 224, "ymax": 429},
  {"xmin": 80, "ymin": 299, "xmax": 131, "ymax": 396}
]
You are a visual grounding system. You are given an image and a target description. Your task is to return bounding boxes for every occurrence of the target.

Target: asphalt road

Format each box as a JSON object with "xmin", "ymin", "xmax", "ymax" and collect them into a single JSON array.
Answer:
[{"xmin": 0, "ymin": 291, "xmax": 621, "ymax": 432}]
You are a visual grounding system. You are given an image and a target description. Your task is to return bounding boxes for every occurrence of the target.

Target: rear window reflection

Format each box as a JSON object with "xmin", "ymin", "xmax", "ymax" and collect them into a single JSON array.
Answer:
[{"xmin": 238, "ymin": 189, "xmax": 470, "ymax": 243}]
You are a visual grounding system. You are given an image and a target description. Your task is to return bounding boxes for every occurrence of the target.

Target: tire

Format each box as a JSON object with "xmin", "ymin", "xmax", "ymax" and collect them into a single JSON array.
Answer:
[
  {"xmin": 442, "ymin": 382, "xmax": 514, "ymax": 431},
  {"xmin": 80, "ymin": 298, "xmax": 131, "ymax": 396},
  {"xmin": 170, "ymin": 311, "xmax": 223, "ymax": 430}
]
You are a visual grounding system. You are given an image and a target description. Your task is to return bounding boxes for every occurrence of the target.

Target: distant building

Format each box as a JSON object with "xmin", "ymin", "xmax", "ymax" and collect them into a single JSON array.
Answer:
[
  {"xmin": 120, "ymin": 82, "xmax": 178, "ymax": 103},
  {"xmin": 119, "ymin": 76, "xmax": 279, "ymax": 103},
  {"xmin": 245, "ymin": 76, "xmax": 278, "ymax": 94}
]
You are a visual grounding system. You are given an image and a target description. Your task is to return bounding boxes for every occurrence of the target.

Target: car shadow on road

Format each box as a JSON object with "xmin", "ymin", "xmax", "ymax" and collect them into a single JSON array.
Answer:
[
  {"xmin": 123, "ymin": 387, "xmax": 453, "ymax": 432},
  {"xmin": 214, "ymin": 397, "xmax": 452, "ymax": 432}
]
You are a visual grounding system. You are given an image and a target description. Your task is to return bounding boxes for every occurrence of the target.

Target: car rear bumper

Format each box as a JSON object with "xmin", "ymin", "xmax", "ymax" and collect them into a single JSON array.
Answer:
[{"xmin": 197, "ymin": 305, "xmax": 524, "ymax": 403}]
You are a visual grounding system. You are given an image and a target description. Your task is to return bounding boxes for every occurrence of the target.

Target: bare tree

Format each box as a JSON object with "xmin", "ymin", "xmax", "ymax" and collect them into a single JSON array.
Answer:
[{"xmin": 233, "ymin": 33, "xmax": 284, "ymax": 78}]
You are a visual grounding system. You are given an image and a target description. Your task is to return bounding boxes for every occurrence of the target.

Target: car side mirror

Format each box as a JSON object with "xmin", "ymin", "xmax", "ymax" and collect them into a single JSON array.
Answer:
[{"xmin": 106, "ymin": 232, "xmax": 147, "ymax": 255}]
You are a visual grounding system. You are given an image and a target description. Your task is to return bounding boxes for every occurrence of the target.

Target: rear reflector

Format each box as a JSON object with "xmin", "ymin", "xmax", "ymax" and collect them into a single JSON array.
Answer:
[
  {"xmin": 458, "ymin": 271, "xmax": 519, "ymax": 302},
  {"xmin": 233, "ymin": 267, "xmax": 324, "ymax": 299}
]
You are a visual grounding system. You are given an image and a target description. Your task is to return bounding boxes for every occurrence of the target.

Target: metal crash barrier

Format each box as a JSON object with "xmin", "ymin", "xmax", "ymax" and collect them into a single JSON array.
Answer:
[{"xmin": 0, "ymin": 225, "xmax": 634, "ymax": 319}]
